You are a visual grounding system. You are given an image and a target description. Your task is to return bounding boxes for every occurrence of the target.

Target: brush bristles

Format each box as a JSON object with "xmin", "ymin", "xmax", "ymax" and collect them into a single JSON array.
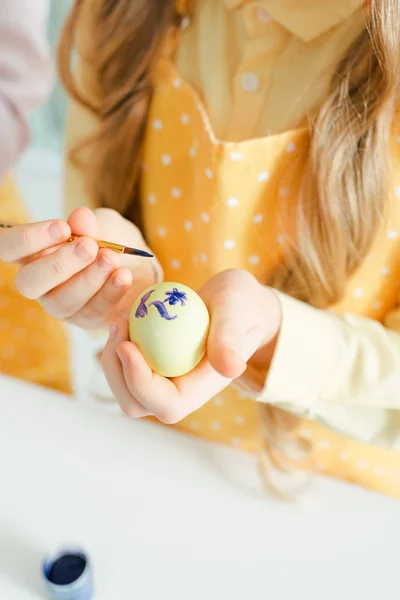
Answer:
[{"xmin": 124, "ymin": 247, "xmax": 154, "ymax": 258}]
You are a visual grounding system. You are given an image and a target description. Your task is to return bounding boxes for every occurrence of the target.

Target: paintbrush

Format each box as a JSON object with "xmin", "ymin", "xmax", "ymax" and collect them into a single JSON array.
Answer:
[{"xmin": 0, "ymin": 221, "xmax": 153, "ymax": 258}]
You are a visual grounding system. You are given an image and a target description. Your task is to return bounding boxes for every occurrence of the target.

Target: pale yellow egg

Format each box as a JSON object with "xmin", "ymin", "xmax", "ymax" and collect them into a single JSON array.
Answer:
[{"xmin": 129, "ymin": 282, "xmax": 210, "ymax": 378}]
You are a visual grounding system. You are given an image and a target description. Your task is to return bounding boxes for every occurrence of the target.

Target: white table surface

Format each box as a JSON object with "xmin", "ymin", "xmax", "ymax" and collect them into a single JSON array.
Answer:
[{"xmin": 0, "ymin": 375, "xmax": 399, "ymax": 600}]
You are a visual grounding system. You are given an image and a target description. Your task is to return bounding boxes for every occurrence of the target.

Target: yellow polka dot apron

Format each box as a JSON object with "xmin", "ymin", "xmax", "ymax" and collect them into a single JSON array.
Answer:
[
  {"xmin": 140, "ymin": 58, "xmax": 400, "ymax": 499},
  {"xmin": 0, "ymin": 174, "xmax": 71, "ymax": 394}
]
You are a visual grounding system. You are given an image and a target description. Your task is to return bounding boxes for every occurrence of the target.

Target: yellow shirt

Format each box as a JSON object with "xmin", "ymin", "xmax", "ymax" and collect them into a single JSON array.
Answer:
[
  {"xmin": 65, "ymin": 0, "xmax": 400, "ymax": 497},
  {"xmin": 176, "ymin": 0, "xmax": 365, "ymax": 140}
]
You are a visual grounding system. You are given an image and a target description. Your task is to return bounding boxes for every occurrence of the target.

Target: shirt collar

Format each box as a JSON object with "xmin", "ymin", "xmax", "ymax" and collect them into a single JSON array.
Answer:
[{"xmin": 223, "ymin": 0, "xmax": 365, "ymax": 41}]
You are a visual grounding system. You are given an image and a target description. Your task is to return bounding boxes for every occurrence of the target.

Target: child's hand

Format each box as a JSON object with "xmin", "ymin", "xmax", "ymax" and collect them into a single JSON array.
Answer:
[
  {"xmin": 101, "ymin": 269, "xmax": 282, "ymax": 422},
  {"xmin": 0, "ymin": 207, "xmax": 161, "ymax": 329}
]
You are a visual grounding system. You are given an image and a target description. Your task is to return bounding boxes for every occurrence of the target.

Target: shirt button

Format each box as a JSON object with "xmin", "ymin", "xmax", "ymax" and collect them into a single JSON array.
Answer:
[
  {"xmin": 241, "ymin": 72, "xmax": 260, "ymax": 92},
  {"xmin": 256, "ymin": 7, "xmax": 272, "ymax": 23}
]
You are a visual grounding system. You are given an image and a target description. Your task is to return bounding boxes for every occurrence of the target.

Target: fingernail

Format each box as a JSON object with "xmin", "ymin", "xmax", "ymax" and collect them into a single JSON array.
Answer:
[
  {"xmin": 116, "ymin": 348, "xmax": 128, "ymax": 367},
  {"xmin": 98, "ymin": 255, "xmax": 114, "ymax": 272},
  {"xmin": 108, "ymin": 322, "xmax": 117, "ymax": 340},
  {"xmin": 74, "ymin": 240, "xmax": 92, "ymax": 261},
  {"xmin": 48, "ymin": 222, "xmax": 65, "ymax": 242}
]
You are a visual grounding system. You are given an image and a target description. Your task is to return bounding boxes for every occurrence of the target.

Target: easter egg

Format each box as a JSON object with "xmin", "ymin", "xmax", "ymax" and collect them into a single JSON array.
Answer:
[{"xmin": 129, "ymin": 282, "xmax": 210, "ymax": 378}]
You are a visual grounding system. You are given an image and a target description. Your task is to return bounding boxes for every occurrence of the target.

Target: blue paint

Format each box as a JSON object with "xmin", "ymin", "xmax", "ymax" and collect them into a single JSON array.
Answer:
[
  {"xmin": 135, "ymin": 289, "xmax": 155, "ymax": 318},
  {"xmin": 42, "ymin": 548, "xmax": 93, "ymax": 600},
  {"xmin": 164, "ymin": 288, "xmax": 187, "ymax": 306},
  {"xmin": 148, "ymin": 300, "xmax": 177, "ymax": 320},
  {"xmin": 48, "ymin": 554, "xmax": 86, "ymax": 585},
  {"xmin": 135, "ymin": 287, "xmax": 188, "ymax": 321}
]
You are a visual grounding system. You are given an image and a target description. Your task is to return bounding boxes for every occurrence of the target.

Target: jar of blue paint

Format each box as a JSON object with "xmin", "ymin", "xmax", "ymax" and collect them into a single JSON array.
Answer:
[{"xmin": 42, "ymin": 547, "xmax": 93, "ymax": 600}]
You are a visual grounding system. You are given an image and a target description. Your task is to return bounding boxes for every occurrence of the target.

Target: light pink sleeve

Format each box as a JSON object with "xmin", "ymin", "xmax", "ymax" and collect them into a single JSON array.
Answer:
[{"xmin": 0, "ymin": 0, "xmax": 52, "ymax": 178}]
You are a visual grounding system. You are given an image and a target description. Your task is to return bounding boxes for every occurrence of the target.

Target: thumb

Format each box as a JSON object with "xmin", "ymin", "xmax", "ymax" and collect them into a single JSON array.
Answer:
[{"xmin": 206, "ymin": 284, "xmax": 265, "ymax": 380}]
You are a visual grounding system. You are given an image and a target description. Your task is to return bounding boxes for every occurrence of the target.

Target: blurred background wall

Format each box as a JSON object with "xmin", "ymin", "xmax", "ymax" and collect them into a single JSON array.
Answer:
[
  {"xmin": 17, "ymin": 0, "xmax": 72, "ymax": 223},
  {"xmin": 30, "ymin": 0, "xmax": 72, "ymax": 154}
]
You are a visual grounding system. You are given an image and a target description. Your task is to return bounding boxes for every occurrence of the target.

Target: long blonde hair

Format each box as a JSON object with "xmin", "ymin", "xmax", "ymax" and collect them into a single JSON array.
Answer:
[{"xmin": 58, "ymin": 0, "xmax": 400, "ymax": 496}]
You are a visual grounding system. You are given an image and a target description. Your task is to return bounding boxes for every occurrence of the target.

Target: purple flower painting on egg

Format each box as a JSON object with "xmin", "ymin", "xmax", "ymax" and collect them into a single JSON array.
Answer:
[
  {"xmin": 135, "ymin": 288, "xmax": 188, "ymax": 321},
  {"xmin": 134, "ymin": 290, "xmax": 155, "ymax": 318}
]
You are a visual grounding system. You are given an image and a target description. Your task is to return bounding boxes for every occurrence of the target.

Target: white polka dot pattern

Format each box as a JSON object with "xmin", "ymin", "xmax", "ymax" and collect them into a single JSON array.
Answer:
[
  {"xmin": 181, "ymin": 114, "xmax": 190, "ymax": 125},
  {"xmin": 161, "ymin": 154, "xmax": 172, "ymax": 166},
  {"xmin": 171, "ymin": 259, "xmax": 181, "ymax": 269},
  {"xmin": 210, "ymin": 421, "xmax": 221, "ymax": 431},
  {"xmin": 258, "ymin": 171, "xmax": 270, "ymax": 182},
  {"xmin": 213, "ymin": 396, "xmax": 224, "ymax": 407},
  {"xmin": 171, "ymin": 188, "xmax": 182, "ymax": 198},
  {"xmin": 248, "ymin": 255, "xmax": 260, "ymax": 265}
]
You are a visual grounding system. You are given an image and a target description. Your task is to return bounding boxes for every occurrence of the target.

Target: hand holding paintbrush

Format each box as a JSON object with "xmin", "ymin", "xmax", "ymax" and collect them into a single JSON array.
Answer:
[
  {"xmin": 0, "ymin": 207, "xmax": 162, "ymax": 329},
  {"xmin": 0, "ymin": 221, "xmax": 154, "ymax": 258}
]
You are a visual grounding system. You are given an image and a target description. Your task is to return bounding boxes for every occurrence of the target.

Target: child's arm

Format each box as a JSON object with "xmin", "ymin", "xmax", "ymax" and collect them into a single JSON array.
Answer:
[
  {"xmin": 0, "ymin": 0, "xmax": 52, "ymax": 177},
  {"xmin": 241, "ymin": 290, "xmax": 400, "ymax": 446},
  {"xmin": 101, "ymin": 269, "xmax": 400, "ymax": 447}
]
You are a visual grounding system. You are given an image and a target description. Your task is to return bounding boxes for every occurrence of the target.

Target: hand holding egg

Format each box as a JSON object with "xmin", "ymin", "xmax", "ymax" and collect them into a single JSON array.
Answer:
[{"xmin": 102, "ymin": 270, "xmax": 282, "ymax": 424}]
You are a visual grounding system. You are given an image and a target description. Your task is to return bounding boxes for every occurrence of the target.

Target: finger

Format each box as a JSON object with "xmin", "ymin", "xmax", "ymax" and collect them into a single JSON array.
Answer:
[
  {"xmin": 66, "ymin": 267, "xmax": 133, "ymax": 328},
  {"xmin": 207, "ymin": 318, "xmax": 263, "ymax": 379},
  {"xmin": 0, "ymin": 219, "xmax": 71, "ymax": 263},
  {"xmin": 204, "ymin": 275, "xmax": 265, "ymax": 379},
  {"xmin": 67, "ymin": 206, "xmax": 99, "ymax": 237},
  {"xmin": 102, "ymin": 318, "xmax": 150, "ymax": 418},
  {"xmin": 15, "ymin": 236, "xmax": 99, "ymax": 300},
  {"xmin": 39, "ymin": 249, "xmax": 122, "ymax": 319},
  {"xmin": 115, "ymin": 340, "xmax": 181, "ymax": 424},
  {"xmin": 18, "ymin": 244, "xmax": 62, "ymax": 266},
  {"xmin": 115, "ymin": 341, "xmax": 230, "ymax": 424}
]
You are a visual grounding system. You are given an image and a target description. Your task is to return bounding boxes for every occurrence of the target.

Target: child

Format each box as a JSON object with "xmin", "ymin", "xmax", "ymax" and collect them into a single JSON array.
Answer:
[
  {"xmin": 0, "ymin": 0, "xmax": 71, "ymax": 394},
  {"xmin": 1, "ymin": 0, "xmax": 400, "ymax": 498}
]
